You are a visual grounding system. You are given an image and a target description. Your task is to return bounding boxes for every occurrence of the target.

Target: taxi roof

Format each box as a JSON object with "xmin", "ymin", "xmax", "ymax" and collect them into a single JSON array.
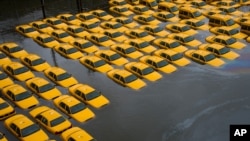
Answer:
[
  {"xmin": 37, "ymin": 34, "xmax": 52, "ymax": 39},
  {"xmin": 180, "ymin": 6, "xmax": 200, "ymax": 12},
  {"xmin": 144, "ymin": 55, "xmax": 164, "ymax": 62},
  {"xmin": 76, "ymin": 84, "xmax": 95, "ymax": 95},
  {"xmin": 6, "ymin": 84, "xmax": 27, "ymax": 95},
  {"xmin": 59, "ymin": 44, "xmax": 75, "ymax": 49},
  {"xmin": 59, "ymin": 96, "xmax": 80, "ymax": 107},
  {"xmin": 24, "ymin": 54, "xmax": 41, "ymax": 61},
  {"xmin": 193, "ymin": 50, "xmax": 211, "ymax": 56},
  {"xmin": 158, "ymin": 2, "xmax": 176, "ymax": 7},
  {"xmin": 12, "ymin": 115, "xmax": 34, "ymax": 129},
  {"xmin": 130, "ymin": 62, "xmax": 149, "ymax": 69},
  {"xmin": 40, "ymin": 109, "xmax": 61, "ymax": 120},
  {"xmin": 98, "ymin": 50, "xmax": 117, "ymax": 56},
  {"xmin": 0, "ymin": 42, "xmax": 19, "ymax": 48},
  {"xmin": 29, "ymin": 77, "xmax": 50, "ymax": 87},
  {"xmin": 115, "ymin": 69, "xmax": 133, "ymax": 77},
  {"xmin": 205, "ymin": 43, "xmax": 225, "ymax": 50},
  {"xmin": 8, "ymin": 62, "xmax": 26, "ymax": 69},
  {"xmin": 57, "ymin": 13, "xmax": 74, "ymax": 18},
  {"xmin": 210, "ymin": 14, "xmax": 232, "ymax": 20},
  {"xmin": 159, "ymin": 49, "xmax": 178, "ymax": 56},
  {"xmin": 48, "ymin": 67, "xmax": 67, "ymax": 75},
  {"xmin": 84, "ymin": 56, "xmax": 102, "ymax": 62}
]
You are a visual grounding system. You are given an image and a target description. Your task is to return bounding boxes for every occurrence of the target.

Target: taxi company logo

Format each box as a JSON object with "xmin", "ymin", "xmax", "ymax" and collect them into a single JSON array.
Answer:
[{"xmin": 230, "ymin": 125, "xmax": 250, "ymax": 141}]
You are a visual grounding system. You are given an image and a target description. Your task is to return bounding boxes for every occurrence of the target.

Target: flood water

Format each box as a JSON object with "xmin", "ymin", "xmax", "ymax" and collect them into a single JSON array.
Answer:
[{"xmin": 0, "ymin": 0, "xmax": 250, "ymax": 141}]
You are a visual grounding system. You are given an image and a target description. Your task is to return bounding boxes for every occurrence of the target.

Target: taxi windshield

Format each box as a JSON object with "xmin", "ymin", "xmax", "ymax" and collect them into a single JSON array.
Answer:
[
  {"xmin": 9, "ymin": 46, "xmax": 23, "ymax": 53},
  {"xmin": 156, "ymin": 60, "xmax": 168, "ymax": 67},
  {"xmin": 142, "ymin": 67, "xmax": 154, "ymax": 75},
  {"xmin": 31, "ymin": 58, "xmax": 45, "ymax": 66},
  {"xmin": 153, "ymin": 27, "xmax": 163, "ymax": 32},
  {"xmin": 70, "ymin": 103, "xmax": 86, "ymax": 114},
  {"xmin": 74, "ymin": 28, "xmax": 84, "ymax": 33},
  {"xmin": 124, "ymin": 74, "xmax": 137, "ymax": 83},
  {"xmin": 125, "ymin": 47, "xmax": 136, "ymax": 54},
  {"xmin": 226, "ymin": 38, "xmax": 236, "ymax": 45},
  {"xmin": 66, "ymin": 48, "xmax": 78, "ymax": 54},
  {"xmin": 15, "ymin": 91, "xmax": 32, "ymax": 101},
  {"xmin": 13, "ymin": 67, "xmax": 29, "ymax": 75},
  {"xmin": 81, "ymin": 42, "xmax": 92, "ymax": 48},
  {"xmin": 85, "ymin": 90, "xmax": 101, "ymax": 100},
  {"xmin": 39, "ymin": 83, "xmax": 54, "ymax": 93},
  {"xmin": 169, "ymin": 42, "xmax": 180, "ymax": 48},
  {"xmin": 56, "ymin": 73, "xmax": 71, "ymax": 81},
  {"xmin": 110, "ymin": 53, "xmax": 121, "ymax": 60},
  {"xmin": 204, "ymin": 54, "xmax": 216, "ymax": 61},
  {"xmin": 43, "ymin": 37, "xmax": 54, "ymax": 43},
  {"xmin": 59, "ymin": 32, "xmax": 69, "ymax": 38},
  {"xmin": 21, "ymin": 124, "xmax": 40, "ymax": 137},
  {"xmin": 184, "ymin": 36, "xmax": 194, "ymax": 42},
  {"xmin": 171, "ymin": 53, "xmax": 183, "ymax": 61},
  {"xmin": 50, "ymin": 116, "xmax": 65, "ymax": 127},
  {"xmin": 94, "ymin": 60, "xmax": 106, "ymax": 67},
  {"xmin": 218, "ymin": 47, "xmax": 230, "ymax": 54}
]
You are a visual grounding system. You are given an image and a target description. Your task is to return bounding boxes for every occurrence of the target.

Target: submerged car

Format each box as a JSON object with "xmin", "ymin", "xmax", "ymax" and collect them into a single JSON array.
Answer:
[
  {"xmin": 198, "ymin": 43, "xmax": 239, "ymax": 60},
  {"xmin": 0, "ymin": 51, "xmax": 12, "ymax": 66},
  {"xmin": 90, "ymin": 9, "xmax": 114, "ymax": 21},
  {"xmin": 168, "ymin": 33, "xmax": 202, "ymax": 47},
  {"xmin": 125, "ymin": 29, "xmax": 155, "ymax": 42},
  {"xmin": 166, "ymin": 23, "xmax": 198, "ymax": 36},
  {"xmin": 86, "ymin": 33, "xmax": 116, "ymax": 47},
  {"xmin": 69, "ymin": 38, "xmax": 99, "ymax": 54},
  {"xmin": 153, "ymin": 38, "xmax": 187, "ymax": 53},
  {"xmin": 69, "ymin": 83, "xmax": 110, "ymax": 108},
  {"xmin": 3, "ymin": 62, "xmax": 35, "ymax": 81},
  {"xmin": 179, "ymin": 19, "xmax": 209, "ymax": 30},
  {"xmin": 15, "ymin": 24, "xmax": 39, "ymax": 38},
  {"xmin": 80, "ymin": 21, "xmax": 105, "ymax": 33},
  {"xmin": 184, "ymin": 49, "xmax": 225, "ymax": 67},
  {"xmin": 61, "ymin": 127, "xmax": 96, "ymax": 141},
  {"xmin": 123, "ymin": 39, "xmax": 157, "ymax": 54},
  {"xmin": 63, "ymin": 25, "xmax": 90, "ymax": 39},
  {"xmin": 209, "ymin": 26, "xmax": 247, "ymax": 39},
  {"xmin": 57, "ymin": 13, "xmax": 82, "ymax": 25},
  {"xmin": 139, "ymin": 25, "xmax": 170, "ymax": 37},
  {"xmin": 20, "ymin": 54, "xmax": 51, "ymax": 72},
  {"xmin": 110, "ymin": 44, "xmax": 143, "ymax": 59},
  {"xmin": 205, "ymin": 35, "xmax": 246, "ymax": 49},
  {"xmin": 25, "ymin": 77, "xmax": 62, "ymax": 100},
  {"xmin": 0, "ymin": 42, "xmax": 28, "ymax": 58},
  {"xmin": 29, "ymin": 106, "xmax": 72, "ymax": 134},
  {"xmin": 125, "ymin": 62, "xmax": 162, "ymax": 81},
  {"xmin": 111, "ymin": 17, "xmax": 139, "ymax": 28},
  {"xmin": 2, "ymin": 84, "xmax": 39, "ymax": 109},
  {"xmin": 54, "ymin": 43, "xmax": 84, "ymax": 60},
  {"xmin": 107, "ymin": 69, "xmax": 146, "ymax": 90},
  {"xmin": 152, "ymin": 11, "xmax": 180, "ymax": 22},
  {"xmin": 49, "ymin": 29, "xmax": 75, "ymax": 43},
  {"xmin": 153, "ymin": 49, "xmax": 191, "ymax": 66},
  {"xmin": 100, "ymin": 21, "xmax": 128, "ymax": 32},
  {"xmin": 44, "ymin": 67, "xmax": 78, "ymax": 88},
  {"xmin": 79, "ymin": 55, "xmax": 114, "ymax": 73},
  {"xmin": 29, "ymin": 21, "xmax": 54, "ymax": 33},
  {"xmin": 110, "ymin": 6, "xmax": 135, "ymax": 16},
  {"xmin": 133, "ymin": 15, "xmax": 161, "ymax": 25},
  {"xmin": 129, "ymin": 5, "xmax": 154, "ymax": 15},
  {"xmin": 53, "ymin": 95, "xmax": 95, "ymax": 123},
  {"xmin": 76, "ymin": 12, "xmax": 100, "ymax": 23},
  {"xmin": 33, "ymin": 34, "xmax": 60, "ymax": 48},
  {"xmin": 94, "ymin": 50, "xmax": 129, "ymax": 66},
  {"xmin": 100, "ymin": 29, "xmax": 129, "ymax": 43},
  {"xmin": 0, "ymin": 98, "xmax": 16, "ymax": 120},
  {"xmin": 43, "ymin": 17, "xmax": 68, "ymax": 29},
  {"xmin": 0, "ymin": 71, "xmax": 14, "ymax": 89},
  {"xmin": 4, "ymin": 114, "xmax": 49, "ymax": 141},
  {"xmin": 139, "ymin": 55, "xmax": 177, "ymax": 73}
]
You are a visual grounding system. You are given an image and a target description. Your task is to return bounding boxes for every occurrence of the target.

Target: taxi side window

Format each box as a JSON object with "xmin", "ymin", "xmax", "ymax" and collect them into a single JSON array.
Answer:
[
  {"xmin": 200, "ymin": 56, "xmax": 205, "ymax": 62},
  {"xmin": 131, "ymin": 66, "xmax": 137, "ymax": 72},
  {"xmin": 192, "ymin": 53, "xmax": 199, "ymax": 59},
  {"xmin": 207, "ymin": 47, "xmax": 214, "ymax": 52},
  {"xmin": 114, "ymin": 74, "xmax": 120, "ymax": 80},
  {"xmin": 146, "ymin": 59, "xmax": 153, "ymax": 65}
]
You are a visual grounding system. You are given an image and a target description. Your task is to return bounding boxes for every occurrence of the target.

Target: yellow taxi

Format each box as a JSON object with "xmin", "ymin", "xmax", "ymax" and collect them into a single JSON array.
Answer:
[
  {"xmin": 0, "ymin": 71, "xmax": 14, "ymax": 89},
  {"xmin": 234, "ymin": 16, "xmax": 250, "ymax": 25},
  {"xmin": 57, "ymin": 13, "xmax": 82, "ymax": 25},
  {"xmin": 110, "ymin": 6, "xmax": 135, "ymax": 16},
  {"xmin": 49, "ymin": 29, "xmax": 75, "ymax": 43},
  {"xmin": 123, "ymin": 39, "xmax": 157, "ymax": 54},
  {"xmin": 110, "ymin": 44, "xmax": 143, "ymax": 59},
  {"xmin": 0, "ymin": 51, "xmax": 11, "ymax": 66},
  {"xmin": 20, "ymin": 54, "xmax": 51, "ymax": 72},
  {"xmin": 166, "ymin": 23, "xmax": 198, "ymax": 36},
  {"xmin": 139, "ymin": 55, "xmax": 177, "ymax": 73},
  {"xmin": 3, "ymin": 62, "xmax": 35, "ymax": 81},
  {"xmin": 153, "ymin": 49, "xmax": 191, "ymax": 66},
  {"xmin": 61, "ymin": 127, "xmax": 95, "ymax": 141},
  {"xmin": 79, "ymin": 56, "xmax": 114, "ymax": 73},
  {"xmin": 153, "ymin": 38, "xmax": 187, "ymax": 53},
  {"xmin": 107, "ymin": 69, "xmax": 146, "ymax": 90},
  {"xmin": 178, "ymin": 7, "xmax": 206, "ymax": 20},
  {"xmin": 100, "ymin": 29, "xmax": 129, "ymax": 43},
  {"xmin": 2, "ymin": 84, "xmax": 39, "ymax": 109},
  {"xmin": 64, "ymin": 25, "xmax": 90, "ymax": 39},
  {"xmin": 69, "ymin": 83, "xmax": 110, "ymax": 108},
  {"xmin": 111, "ymin": 17, "xmax": 139, "ymax": 28},
  {"xmin": 179, "ymin": 19, "xmax": 209, "ymax": 30},
  {"xmin": 69, "ymin": 38, "xmax": 99, "ymax": 54},
  {"xmin": 25, "ymin": 77, "xmax": 62, "ymax": 100},
  {"xmin": 125, "ymin": 29, "xmax": 155, "ymax": 42},
  {"xmin": 209, "ymin": 26, "xmax": 247, "ymax": 39},
  {"xmin": 44, "ymin": 67, "xmax": 78, "ymax": 88},
  {"xmin": 211, "ymin": 1, "xmax": 240, "ymax": 8},
  {"xmin": 0, "ymin": 98, "xmax": 15, "ymax": 120},
  {"xmin": 54, "ymin": 43, "xmax": 84, "ymax": 59},
  {"xmin": 233, "ymin": 0, "xmax": 250, "ymax": 5},
  {"xmin": 133, "ymin": 15, "xmax": 161, "ymax": 25},
  {"xmin": 125, "ymin": 62, "xmax": 162, "ymax": 81},
  {"xmin": 4, "ymin": 114, "xmax": 49, "ymax": 141},
  {"xmin": 33, "ymin": 34, "xmax": 60, "ymax": 48},
  {"xmin": 0, "ymin": 132, "xmax": 8, "ymax": 141},
  {"xmin": 205, "ymin": 35, "xmax": 246, "ymax": 49},
  {"xmin": 75, "ymin": 12, "xmax": 100, "ymax": 23},
  {"xmin": 43, "ymin": 17, "xmax": 68, "ymax": 29},
  {"xmin": 15, "ymin": 24, "xmax": 39, "ymax": 38},
  {"xmin": 185, "ymin": 49, "xmax": 225, "ymax": 67},
  {"xmin": 29, "ymin": 21, "xmax": 54, "ymax": 33},
  {"xmin": 140, "ymin": 25, "xmax": 169, "ymax": 37},
  {"xmin": 80, "ymin": 21, "xmax": 105, "ymax": 33},
  {"xmin": 53, "ymin": 95, "xmax": 95, "ymax": 123},
  {"xmin": 168, "ymin": 33, "xmax": 202, "ymax": 47},
  {"xmin": 109, "ymin": 0, "xmax": 132, "ymax": 8},
  {"xmin": 152, "ymin": 11, "xmax": 180, "ymax": 22},
  {"xmin": 126, "ymin": 0, "xmax": 139, "ymax": 4},
  {"xmin": 100, "ymin": 21, "xmax": 128, "ymax": 32},
  {"xmin": 94, "ymin": 50, "xmax": 129, "ymax": 66},
  {"xmin": 140, "ymin": 0, "xmax": 158, "ymax": 10},
  {"xmin": 29, "ymin": 106, "xmax": 72, "ymax": 134},
  {"xmin": 91, "ymin": 9, "xmax": 114, "ymax": 21},
  {"xmin": 202, "ymin": 9, "xmax": 226, "ymax": 18},
  {"xmin": 0, "ymin": 42, "xmax": 28, "ymax": 58},
  {"xmin": 158, "ymin": 2, "xmax": 179, "ymax": 15},
  {"xmin": 129, "ymin": 5, "xmax": 154, "ymax": 15},
  {"xmin": 184, "ymin": 0, "xmax": 214, "ymax": 10},
  {"xmin": 216, "ymin": 6, "xmax": 243, "ymax": 17},
  {"xmin": 208, "ymin": 14, "xmax": 240, "ymax": 29},
  {"xmin": 199, "ymin": 43, "xmax": 239, "ymax": 60},
  {"xmin": 247, "ymin": 37, "xmax": 250, "ymax": 42},
  {"xmin": 86, "ymin": 33, "xmax": 116, "ymax": 47}
]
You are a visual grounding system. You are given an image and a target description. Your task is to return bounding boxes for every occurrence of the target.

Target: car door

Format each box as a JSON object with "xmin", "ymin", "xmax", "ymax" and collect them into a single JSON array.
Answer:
[
  {"xmin": 113, "ymin": 74, "xmax": 121, "ymax": 83},
  {"xmin": 192, "ymin": 53, "xmax": 200, "ymax": 62}
]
